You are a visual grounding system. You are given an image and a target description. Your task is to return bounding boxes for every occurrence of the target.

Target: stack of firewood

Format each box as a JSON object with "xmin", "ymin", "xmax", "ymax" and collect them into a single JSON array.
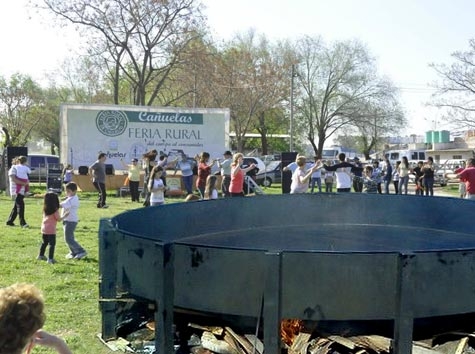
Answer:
[
  {"xmin": 187, "ymin": 322, "xmax": 475, "ymax": 354},
  {"xmin": 188, "ymin": 323, "xmax": 264, "ymax": 354}
]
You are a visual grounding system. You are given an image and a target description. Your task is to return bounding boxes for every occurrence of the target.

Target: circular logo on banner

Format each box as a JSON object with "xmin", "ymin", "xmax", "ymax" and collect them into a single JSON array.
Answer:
[{"xmin": 96, "ymin": 110, "xmax": 128, "ymax": 137}]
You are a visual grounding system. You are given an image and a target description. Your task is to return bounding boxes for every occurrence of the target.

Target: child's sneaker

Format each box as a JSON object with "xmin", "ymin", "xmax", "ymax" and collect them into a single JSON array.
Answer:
[
  {"xmin": 47, "ymin": 258, "xmax": 56, "ymax": 264},
  {"xmin": 74, "ymin": 252, "xmax": 87, "ymax": 260},
  {"xmin": 65, "ymin": 253, "xmax": 75, "ymax": 259},
  {"xmin": 37, "ymin": 255, "xmax": 47, "ymax": 261}
]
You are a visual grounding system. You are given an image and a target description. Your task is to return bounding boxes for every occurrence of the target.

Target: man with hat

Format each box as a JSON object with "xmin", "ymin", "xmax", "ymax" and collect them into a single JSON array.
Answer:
[{"xmin": 217, "ymin": 151, "xmax": 233, "ymax": 197}]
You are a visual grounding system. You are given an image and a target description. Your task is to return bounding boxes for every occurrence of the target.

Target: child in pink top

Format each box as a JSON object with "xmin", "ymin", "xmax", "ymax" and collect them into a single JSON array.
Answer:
[{"xmin": 37, "ymin": 193, "xmax": 69, "ymax": 264}]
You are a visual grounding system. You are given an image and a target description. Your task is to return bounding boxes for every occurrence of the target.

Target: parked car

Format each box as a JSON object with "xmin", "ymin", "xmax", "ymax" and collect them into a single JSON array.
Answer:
[
  {"xmin": 260, "ymin": 154, "xmax": 281, "ymax": 165},
  {"xmin": 256, "ymin": 161, "xmax": 282, "ymax": 187},
  {"xmin": 242, "ymin": 157, "xmax": 266, "ymax": 174},
  {"xmin": 27, "ymin": 154, "xmax": 61, "ymax": 182}
]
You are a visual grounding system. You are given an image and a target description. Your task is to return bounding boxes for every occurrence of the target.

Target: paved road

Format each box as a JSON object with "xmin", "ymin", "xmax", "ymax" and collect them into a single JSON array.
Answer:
[{"xmin": 383, "ymin": 182, "xmax": 456, "ymax": 198}]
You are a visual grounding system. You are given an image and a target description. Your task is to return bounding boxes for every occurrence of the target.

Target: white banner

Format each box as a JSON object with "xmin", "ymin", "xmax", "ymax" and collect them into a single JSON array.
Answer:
[{"xmin": 60, "ymin": 104, "xmax": 230, "ymax": 170}]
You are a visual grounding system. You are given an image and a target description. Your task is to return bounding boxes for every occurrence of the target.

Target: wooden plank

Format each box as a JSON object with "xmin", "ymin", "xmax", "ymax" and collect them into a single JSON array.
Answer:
[
  {"xmin": 224, "ymin": 332, "xmax": 246, "ymax": 354},
  {"xmin": 225, "ymin": 326, "xmax": 254, "ymax": 354},
  {"xmin": 348, "ymin": 335, "xmax": 390, "ymax": 353},
  {"xmin": 327, "ymin": 335, "xmax": 356, "ymax": 350},
  {"xmin": 244, "ymin": 335, "xmax": 264, "ymax": 354},
  {"xmin": 308, "ymin": 340, "xmax": 332, "ymax": 354},
  {"xmin": 290, "ymin": 332, "xmax": 312, "ymax": 354},
  {"xmin": 188, "ymin": 323, "xmax": 224, "ymax": 336},
  {"xmin": 455, "ymin": 337, "xmax": 469, "ymax": 354},
  {"xmin": 412, "ymin": 343, "xmax": 443, "ymax": 354},
  {"xmin": 201, "ymin": 331, "xmax": 240, "ymax": 354}
]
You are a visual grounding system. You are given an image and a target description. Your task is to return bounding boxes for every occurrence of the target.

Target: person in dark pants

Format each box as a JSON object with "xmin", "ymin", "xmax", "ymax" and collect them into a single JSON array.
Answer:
[
  {"xmin": 352, "ymin": 157, "xmax": 363, "ymax": 192},
  {"xmin": 324, "ymin": 153, "xmax": 363, "ymax": 193},
  {"xmin": 120, "ymin": 158, "xmax": 141, "ymax": 202},
  {"xmin": 6, "ymin": 156, "xmax": 30, "ymax": 228},
  {"xmin": 89, "ymin": 152, "xmax": 108, "ymax": 208},
  {"xmin": 412, "ymin": 161, "xmax": 424, "ymax": 196}
]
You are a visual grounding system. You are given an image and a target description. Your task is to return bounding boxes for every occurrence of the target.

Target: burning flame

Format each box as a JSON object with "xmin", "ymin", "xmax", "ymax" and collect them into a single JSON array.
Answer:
[{"xmin": 281, "ymin": 319, "xmax": 304, "ymax": 346}]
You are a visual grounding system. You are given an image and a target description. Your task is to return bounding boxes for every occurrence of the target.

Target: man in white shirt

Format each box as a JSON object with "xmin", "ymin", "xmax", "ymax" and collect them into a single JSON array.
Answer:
[
  {"xmin": 323, "ymin": 153, "xmax": 363, "ymax": 193},
  {"xmin": 217, "ymin": 150, "xmax": 232, "ymax": 197}
]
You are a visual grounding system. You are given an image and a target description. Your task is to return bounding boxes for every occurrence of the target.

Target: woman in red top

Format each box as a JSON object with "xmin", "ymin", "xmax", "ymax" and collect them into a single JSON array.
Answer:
[
  {"xmin": 229, "ymin": 153, "xmax": 256, "ymax": 197},
  {"xmin": 196, "ymin": 152, "xmax": 217, "ymax": 199}
]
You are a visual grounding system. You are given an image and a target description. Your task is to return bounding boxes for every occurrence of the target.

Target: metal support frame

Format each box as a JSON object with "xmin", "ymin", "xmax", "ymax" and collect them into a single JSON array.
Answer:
[
  {"xmin": 154, "ymin": 243, "xmax": 175, "ymax": 354},
  {"xmin": 264, "ymin": 252, "xmax": 282, "ymax": 353},
  {"xmin": 245, "ymin": 175, "xmax": 264, "ymax": 195},
  {"xmin": 393, "ymin": 253, "xmax": 415, "ymax": 354}
]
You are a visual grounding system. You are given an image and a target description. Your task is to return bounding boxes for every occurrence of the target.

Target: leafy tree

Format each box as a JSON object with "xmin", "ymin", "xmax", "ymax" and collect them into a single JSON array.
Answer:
[
  {"xmin": 293, "ymin": 36, "xmax": 404, "ymax": 158},
  {"xmin": 0, "ymin": 73, "xmax": 43, "ymax": 147},
  {"xmin": 430, "ymin": 38, "xmax": 475, "ymax": 128},
  {"xmin": 157, "ymin": 35, "xmax": 221, "ymax": 107},
  {"xmin": 251, "ymin": 40, "xmax": 295, "ymax": 154},
  {"xmin": 203, "ymin": 31, "xmax": 293, "ymax": 152},
  {"xmin": 337, "ymin": 80, "xmax": 405, "ymax": 159},
  {"xmin": 56, "ymin": 56, "xmax": 113, "ymax": 104},
  {"xmin": 30, "ymin": 86, "xmax": 74, "ymax": 155},
  {"xmin": 40, "ymin": 0, "xmax": 206, "ymax": 105}
]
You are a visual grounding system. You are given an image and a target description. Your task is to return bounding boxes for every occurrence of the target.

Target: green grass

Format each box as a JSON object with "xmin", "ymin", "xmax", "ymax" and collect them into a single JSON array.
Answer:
[
  {"xmin": 0, "ymin": 184, "xmax": 283, "ymax": 354},
  {"xmin": 0, "ymin": 190, "xmax": 125, "ymax": 353},
  {"xmin": 0, "ymin": 181, "xmax": 457, "ymax": 353}
]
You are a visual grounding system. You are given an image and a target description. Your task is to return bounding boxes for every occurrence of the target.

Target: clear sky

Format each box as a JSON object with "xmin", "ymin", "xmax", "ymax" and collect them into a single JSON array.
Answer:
[{"xmin": 1, "ymin": 0, "xmax": 475, "ymax": 136}]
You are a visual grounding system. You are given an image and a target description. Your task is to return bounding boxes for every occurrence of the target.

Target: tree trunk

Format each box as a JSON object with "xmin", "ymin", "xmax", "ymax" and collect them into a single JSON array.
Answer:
[{"xmin": 258, "ymin": 112, "xmax": 268, "ymax": 155}]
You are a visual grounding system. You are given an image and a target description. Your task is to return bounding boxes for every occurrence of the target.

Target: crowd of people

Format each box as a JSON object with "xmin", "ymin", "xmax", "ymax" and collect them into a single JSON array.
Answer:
[
  {"xmin": 4, "ymin": 151, "xmax": 474, "ymax": 266},
  {"xmin": 5, "ymin": 155, "xmax": 87, "ymax": 265},
  {"xmin": 135, "ymin": 149, "xmax": 258, "ymax": 201},
  {"xmin": 88, "ymin": 148, "xmax": 474, "ymax": 203},
  {"xmin": 283, "ymin": 153, "xmax": 475, "ymax": 198}
]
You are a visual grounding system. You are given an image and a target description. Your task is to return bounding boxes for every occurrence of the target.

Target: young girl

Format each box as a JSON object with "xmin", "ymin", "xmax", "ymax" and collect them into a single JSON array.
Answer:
[
  {"xmin": 204, "ymin": 175, "xmax": 219, "ymax": 200},
  {"xmin": 148, "ymin": 166, "xmax": 167, "ymax": 206},
  {"xmin": 392, "ymin": 161, "xmax": 400, "ymax": 194},
  {"xmin": 398, "ymin": 156, "xmax": 410, "ymax": 195},
  {"xmin": 142, "ymin": 149, "xmax": 158, "ymax": 205},
  {"xmin": 37, "ymin": 193, "xmax": 69, "ymax": 264}
]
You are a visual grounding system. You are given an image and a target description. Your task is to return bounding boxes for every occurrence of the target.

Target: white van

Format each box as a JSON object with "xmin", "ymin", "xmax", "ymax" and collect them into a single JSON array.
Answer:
[
  {"xmin": 385, "ymin": 149, "xmax": 426, "ymax": 166},
  {"xmin": 27, "ymin": 154, "xmax": 61, "ymax": 182}
]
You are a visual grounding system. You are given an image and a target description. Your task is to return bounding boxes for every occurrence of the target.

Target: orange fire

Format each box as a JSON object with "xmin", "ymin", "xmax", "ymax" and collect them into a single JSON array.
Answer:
[{"xmin": 280, "ymin": 319, "xmax": 304, "ymax": 346}]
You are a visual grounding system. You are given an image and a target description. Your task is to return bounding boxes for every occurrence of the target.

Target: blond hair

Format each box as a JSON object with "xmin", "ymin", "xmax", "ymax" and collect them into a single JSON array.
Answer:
[
  {"xmin": 232, "ymin": 153, "xmax": 244, "ymax": 167},
  {"xmin": 295, "ymin": 155, "xmax": 307, "ymax": 167},
  {"xmin": 204, "ymin": 175, "xmax": 218, "ymax": 199},
  {"xmin": 0, "ymin": 283, "xmax": 46, "ymax": 354}
]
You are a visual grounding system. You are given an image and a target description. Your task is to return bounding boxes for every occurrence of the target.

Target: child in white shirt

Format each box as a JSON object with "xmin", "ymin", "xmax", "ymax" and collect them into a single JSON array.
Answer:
[{"xmin": 148, "ymin": 166, "xmax": 166, "ymax": 206}]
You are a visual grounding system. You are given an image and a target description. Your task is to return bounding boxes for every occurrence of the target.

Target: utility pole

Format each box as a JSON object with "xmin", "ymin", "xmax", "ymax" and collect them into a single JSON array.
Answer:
[{"xmin": 290, "ymin": 64, "xmax": 295, "ymax": 151}]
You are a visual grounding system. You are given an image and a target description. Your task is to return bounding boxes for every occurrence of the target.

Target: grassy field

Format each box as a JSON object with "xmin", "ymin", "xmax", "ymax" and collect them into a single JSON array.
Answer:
[
  {"xmin": 0, "ymin": 183, "xmax": 282, "ymax": 354},
  {"xmin": 0, "ymin": 182, "xmax": 457, "ymax": 353}
]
